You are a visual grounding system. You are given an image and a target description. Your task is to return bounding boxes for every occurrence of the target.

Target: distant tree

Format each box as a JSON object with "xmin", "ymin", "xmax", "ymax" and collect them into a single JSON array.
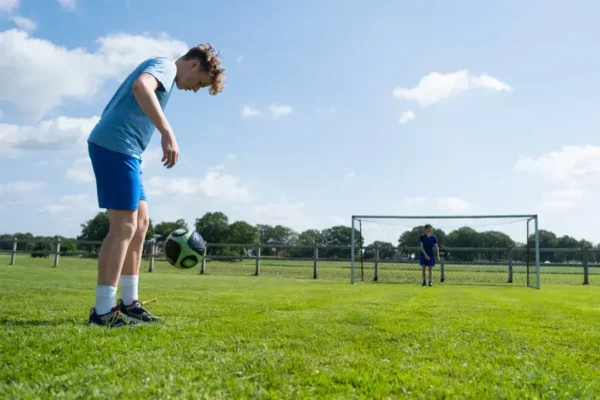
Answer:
[
  {"xmin": 227, "ymin": 221, "xmax": 259, "ymax": 244},
  {"xmin": 154, "ymin": 219, "xmax": 188, "ymax": 241},
  {"xmin": 364, "ymin": 241, "xmax": 396, "ymax": 260},
  {"xmin": 195, "ymin": 212, "xmax": 229, "ymax": 255},
  {"xmin": 398, "ymin": 226, "xmax": 447, "ymax": 249},
  {"xmin": 227, "ymin": 221, "xmax": 259, "ymax": 260},
  {"xmin": 289, "ymin": 229, "xmax": 323, "ymax": 258},
  {"xmin": 0, "ymin": 234, "xmax": 13, "ymax": 250},
  {"xmin": 445, "ymin": 227, "xmax": 481, "ymax": 261},
  {"xmin": 555, "ymin": 234, "xmax": 582, "ymax": 263},
  {"xmin": 257, "ymin": 224, "xmax": 298, "ymax": 256},
  {"xmin": 78, "ymin": 212, "xmax": 109, "ymax": 242},
  {"xmin": 479, "ymin": 230, "xmax": 516, "ymax": 261},
  {"xmin": 321, "ymin": 225, "xmax": 363, "ymax": 259},
  {"xmin": 145, "ymin": 218, "xmax": 156, "ymax": 241},
  {"xmin": 581, "ymin": 239, "xmax": 595, "ymax": 263},
  {"xmin": 11, "ymin": 232, "xmax": 35, "ymax": 251}
]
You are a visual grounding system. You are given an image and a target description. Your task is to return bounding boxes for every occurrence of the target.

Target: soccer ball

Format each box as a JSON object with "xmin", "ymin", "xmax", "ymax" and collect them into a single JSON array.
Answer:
[{"xmin": 164, "ymin": 228, "xmax": 206, "ymax": 269}]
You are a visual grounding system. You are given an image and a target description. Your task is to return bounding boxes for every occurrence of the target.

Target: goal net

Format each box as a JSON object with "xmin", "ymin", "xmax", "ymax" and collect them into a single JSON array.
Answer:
[{"xmin": 350, "ymin": 214, "xmax": 540, "ymax": 288}]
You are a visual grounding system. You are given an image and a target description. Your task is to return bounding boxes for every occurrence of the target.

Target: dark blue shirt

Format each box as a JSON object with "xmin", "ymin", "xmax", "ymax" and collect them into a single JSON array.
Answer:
[{"xmin": 419, "ymin": 234, "xmax": 438, "ymax": 257}]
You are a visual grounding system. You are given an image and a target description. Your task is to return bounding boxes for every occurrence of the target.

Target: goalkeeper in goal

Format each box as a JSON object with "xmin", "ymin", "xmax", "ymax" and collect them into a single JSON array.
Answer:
[{"xmin": 419, "ymin": 224, "xmax": 440, "ymax": 286}]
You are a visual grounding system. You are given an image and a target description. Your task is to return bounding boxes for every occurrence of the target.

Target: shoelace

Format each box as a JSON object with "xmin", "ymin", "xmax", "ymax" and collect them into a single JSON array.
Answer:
[{"xmin": 104, "ymin": 307, "xmax": 127, "ymax": 326}]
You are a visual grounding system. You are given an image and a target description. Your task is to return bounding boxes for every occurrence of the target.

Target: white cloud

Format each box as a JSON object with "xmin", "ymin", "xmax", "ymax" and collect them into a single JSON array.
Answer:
[
  {"xmin": 346, "ymin": 170, "xmax": 356, "ymax": 179},
  {"xmin": 269, "ymin": 104, "xmax": 293, "ymax": 118},
  {"xmin": 393, "ymin": 70, "xmax": 512, "ymax": 106},
  {"xmin": 398, "ymin": 110, "xmax": 416, "ymax": 124},
  {"xmin": 241, "ymin": 104, "xmax": 294, "ymax": 119},
  {"xmin": 539, "ymin": 188, "xmax": 583, "ymax": 210},
  {"xmin": 0, "ymin": 115, "xmax": 99, "ymax": 158},
  {"xmin": 44, "ymin": 194, "xmax": 95, "ymax": 214},
  {"xmin": 241, "ymin": 105, "xmax": 261, "ymax": 118},
  {"xmin": 515, "ymin": 145, "xmax": 600, "ymax": 182},
  {"xmin": 145, "ymin": 168, "xmax": 253, "ymax": 202},
  {"xmin": 516, "ymin": 145, "xmax": 600, "ymax": 210},
  {"xmin": 0, "ymin": 29, "xmax": 188, "ymax": 122},
  {"xmin": 57, "ymin": 0, "xmax": 75, "ymax": 10},
  {"xmin": 10, "ymin": 16, "xmax": 36, "ymax": 32},
  {"xmin": 252, "ymin": 201, "xmax": 315, "ymax": 231},
  {"xmin": 0, "ymin": 0, "xmax": 19, "ymax": 13},
  {"xmin": 0, "ymin": 180, "xmax": 44, "ymax": 196},
  {"xmin": 65, "ymin": 157, "xmax": 93, "ymax": 183}
]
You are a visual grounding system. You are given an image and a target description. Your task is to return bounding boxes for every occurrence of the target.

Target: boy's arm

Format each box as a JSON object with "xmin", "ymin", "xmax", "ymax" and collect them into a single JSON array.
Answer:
[
  {"xmin": 419, "ymin": 240, "xmax": 429, "ymax": 258},
  {"xmin": 132, "ymin": 73, "xmax": 178, "ymax": 168},
  {"xmin": 435, "ymin": 243, "xmax": 440, "ymax": 260}
]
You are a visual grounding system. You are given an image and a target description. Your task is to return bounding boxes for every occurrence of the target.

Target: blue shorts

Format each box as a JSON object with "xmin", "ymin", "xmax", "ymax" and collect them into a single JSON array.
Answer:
[
  {"xmin": 88, "ymin": 142, "xmax": 146, "ymax": 210},
  {"xmin": 420, "ymin": 255, "xmax": 435, "ymax": 267}
]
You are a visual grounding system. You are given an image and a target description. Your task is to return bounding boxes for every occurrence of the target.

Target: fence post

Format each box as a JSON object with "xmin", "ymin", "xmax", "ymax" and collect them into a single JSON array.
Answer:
[
  {"xmin": 147, "ymin": 241, "xmax": 155, "ymax": 273},
  {"xmin": 313, "ymin": 243, "xmax": 319, "ymax": 279},
  {"xmin": 583, "ymin": 248, "xmax": 589, "ymax": 285},
  {"xmin": 255, "ymin": 244, "xmax": 261, "ymax": 276},
  {"xmin": 53, "ymin": 238, "xmax": 61, "ymax": 267},
  {"xmin": 10, "ymin": 237, "xmax": 17, "ymax": 265},
  {"xmin": 200, "ymin": 257, "xmax": 206, "ymax": 274},
  {"xmin": 507, "ymin": 249, "xmax": 513, "ymax": 283},
  {"xmin": 440, "ymin": 259, "xmax": 445, "ymax": 283},
  {"xmin": 374, "ymin": 247, "xmax": 380, "ymax": 281}
]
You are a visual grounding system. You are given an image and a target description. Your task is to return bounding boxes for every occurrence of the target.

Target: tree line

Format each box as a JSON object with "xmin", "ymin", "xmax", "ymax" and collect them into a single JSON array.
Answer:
[{"xmin": 0, "ymin": 211, "xmax": 597, "ymax": 262}]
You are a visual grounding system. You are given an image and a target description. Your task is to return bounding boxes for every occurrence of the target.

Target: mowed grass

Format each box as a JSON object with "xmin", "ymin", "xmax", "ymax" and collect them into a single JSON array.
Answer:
[{"xmin": 1, "ymin": 255, "xmax": 599, "ymax": 399}]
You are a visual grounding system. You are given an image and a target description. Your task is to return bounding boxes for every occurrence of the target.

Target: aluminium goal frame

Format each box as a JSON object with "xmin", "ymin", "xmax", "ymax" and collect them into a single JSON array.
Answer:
[{"xmin": 350, "ymin": 214, "xmax": 540, "ymax": 288}]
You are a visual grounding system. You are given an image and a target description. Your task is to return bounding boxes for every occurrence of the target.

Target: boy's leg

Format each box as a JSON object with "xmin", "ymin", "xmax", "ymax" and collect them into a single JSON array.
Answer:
[
  {"xmin": 120, "ymin": 200, "xmax": 149, "ymax": 305},
  {"xmin": 87, "ymin": 142, "xmax": 143, "ymax": 327},
  {"xmin": 118, "ymin": 177, "xmax": 163, "ymax": 323},
  {"xmin": 95, "ymin": 209, "xmax": 138, "ymax": 310}
]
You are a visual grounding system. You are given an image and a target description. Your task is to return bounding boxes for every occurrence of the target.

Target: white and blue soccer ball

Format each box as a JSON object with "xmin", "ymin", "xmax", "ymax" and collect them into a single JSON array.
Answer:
[{"xmin": 164, "ymin": 228, "xmax": 206, "ymax": 269}]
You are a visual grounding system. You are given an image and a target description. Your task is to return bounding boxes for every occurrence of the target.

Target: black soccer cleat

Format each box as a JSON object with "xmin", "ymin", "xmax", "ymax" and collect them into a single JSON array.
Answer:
[
  {"xmin": 118, "ymin": 299, "xmax": 164, "ymax": 323},
  {"xmin": 88, "ymin": 306, "xmax": 138, "ymax": 328},
  {"xmin": 422, "ymin": 281, "xmax": 427, "ymax": 286},
  {"xmin": 429, "ymin": 281, "xmax": 433, "ymax": 286}
]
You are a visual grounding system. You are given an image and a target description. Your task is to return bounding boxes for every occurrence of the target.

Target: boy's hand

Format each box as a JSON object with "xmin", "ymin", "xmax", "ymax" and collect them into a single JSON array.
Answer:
[{"xmin": 161, "ymin": 130, "xmax": 179, "ymax": 168}]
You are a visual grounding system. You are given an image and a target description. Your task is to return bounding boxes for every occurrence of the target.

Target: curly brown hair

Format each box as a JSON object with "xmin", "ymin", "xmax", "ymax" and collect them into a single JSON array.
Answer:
[{"xmin": 182, "ymin": 44, "xmax": 225, "ymax": 95}]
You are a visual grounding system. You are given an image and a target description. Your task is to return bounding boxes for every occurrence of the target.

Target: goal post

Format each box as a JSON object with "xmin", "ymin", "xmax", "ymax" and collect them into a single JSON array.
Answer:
[{"xmin": 350, "ymin": 214, "xmax": 541, "ymax": 288}]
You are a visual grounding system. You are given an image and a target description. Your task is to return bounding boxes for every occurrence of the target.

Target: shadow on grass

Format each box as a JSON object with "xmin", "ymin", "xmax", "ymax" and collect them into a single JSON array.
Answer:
[{"xmin": 0, "ymin": 317, "xmax": 83, "ymax": 327}]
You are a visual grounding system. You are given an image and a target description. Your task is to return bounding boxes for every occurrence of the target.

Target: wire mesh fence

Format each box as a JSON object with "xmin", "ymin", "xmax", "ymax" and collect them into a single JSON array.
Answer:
[{"xmin": 0, "ymin": 238, "xmax": 595, "ymax": 286}]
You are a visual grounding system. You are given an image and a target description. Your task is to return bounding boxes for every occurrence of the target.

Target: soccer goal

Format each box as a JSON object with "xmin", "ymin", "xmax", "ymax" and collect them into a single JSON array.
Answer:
[{"xmin": 350, "ymin": 214, "xmax": 540, "ymax": 288}]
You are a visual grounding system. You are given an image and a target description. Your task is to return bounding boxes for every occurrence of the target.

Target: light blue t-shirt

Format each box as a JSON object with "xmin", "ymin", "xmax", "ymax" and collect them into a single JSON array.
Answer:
[{"xmin": 87, "ymin": 57, "xmax": 177, "ymax": 159}]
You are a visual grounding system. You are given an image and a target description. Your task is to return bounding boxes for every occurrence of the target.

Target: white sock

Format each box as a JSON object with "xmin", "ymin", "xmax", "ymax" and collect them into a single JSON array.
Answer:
[
  {"xmin": 120, "ymin": 274, "xmax": 139, "ymax": 306},
  {"xmin": 95, "ymin": 285, "xmax": 117, "ymax": 315}
]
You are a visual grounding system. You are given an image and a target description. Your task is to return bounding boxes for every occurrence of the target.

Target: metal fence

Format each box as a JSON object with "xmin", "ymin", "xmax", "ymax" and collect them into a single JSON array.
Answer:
[{"xmin": 0, "ymin": 238, "xmax": 596, "ymax": 286}]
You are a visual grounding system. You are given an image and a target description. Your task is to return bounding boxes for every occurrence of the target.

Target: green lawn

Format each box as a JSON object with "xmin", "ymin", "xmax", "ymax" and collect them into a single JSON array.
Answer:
[{"xmin": 1, "ymin": 255, "xmax": 599, "ymax": 399}]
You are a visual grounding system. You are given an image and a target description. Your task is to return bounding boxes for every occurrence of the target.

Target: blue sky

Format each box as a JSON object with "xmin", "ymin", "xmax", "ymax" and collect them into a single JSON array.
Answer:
[{"xmin": 1, "ymin": 0, "xmax": 600, "ymax": 244}]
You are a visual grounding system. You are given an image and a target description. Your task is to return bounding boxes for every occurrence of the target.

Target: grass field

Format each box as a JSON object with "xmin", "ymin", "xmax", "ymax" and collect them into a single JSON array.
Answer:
[{"xmin": 1, "ymin": 255, "xmax": 599, "ymax": 399}]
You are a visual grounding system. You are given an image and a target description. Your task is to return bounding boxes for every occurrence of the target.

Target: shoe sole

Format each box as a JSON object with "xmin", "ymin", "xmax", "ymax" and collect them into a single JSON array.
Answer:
[
  {"xmin": 87, "ymin": 319, "xmax": 143, "ymax": 328},
  {"xmin": 120, "ymin": 313, "xmax": 164, "ymax": 324}
]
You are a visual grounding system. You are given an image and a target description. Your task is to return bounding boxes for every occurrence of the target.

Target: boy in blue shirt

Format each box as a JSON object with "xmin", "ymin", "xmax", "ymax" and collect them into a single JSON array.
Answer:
[
  {"xmin": 86, "ymin": 44, "xmax": 225, "ymax": 328},
  {"xmin": 419, "ymin": 224, "xmax": 440, "ymax": 287}
]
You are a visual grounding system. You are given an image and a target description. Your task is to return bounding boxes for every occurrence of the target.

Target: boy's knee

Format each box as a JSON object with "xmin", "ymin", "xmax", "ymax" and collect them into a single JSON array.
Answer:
[
  {"xmin": 136, "ymin": 214, "xmax": 149, "ymax": 236},
  {"xmin": 109, "ymin": 211, "xmax": 138, "ymax": 239}
]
